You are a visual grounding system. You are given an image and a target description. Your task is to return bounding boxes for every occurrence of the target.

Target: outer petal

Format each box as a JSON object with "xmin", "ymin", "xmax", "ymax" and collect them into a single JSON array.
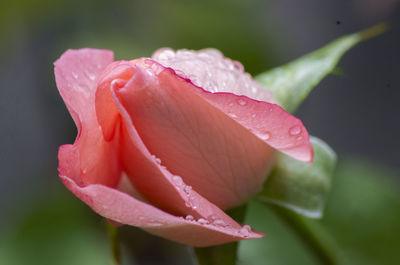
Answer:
[
  {"xmin": 152, "ymin": 49, "xmax": 313, "ymax": 162},
  {"xmin": 60, "ymin": 175, "xmax": 263, "ymax": 247},
  {"xmin": 152, "ymin": 48, "xmax": 275, "ymax": 103},
  {"xmin": 55, "ymin": 49, "xmax": 121, "ymax": 187},
  {"xmin": 197, "ymin": 92, "xmax": 313, "ymax": 162}
]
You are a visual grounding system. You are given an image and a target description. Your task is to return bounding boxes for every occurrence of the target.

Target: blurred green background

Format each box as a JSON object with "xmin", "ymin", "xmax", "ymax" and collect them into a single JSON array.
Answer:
[{"xmin": 0, "ymin": 0, "xmax": 399, "ymax": 264}]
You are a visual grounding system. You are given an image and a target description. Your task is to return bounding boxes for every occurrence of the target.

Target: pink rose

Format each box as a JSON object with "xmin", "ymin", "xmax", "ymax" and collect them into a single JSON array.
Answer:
[{"xmin": 54, "ymin": 48, "xmax": 313, "ymax": 246}]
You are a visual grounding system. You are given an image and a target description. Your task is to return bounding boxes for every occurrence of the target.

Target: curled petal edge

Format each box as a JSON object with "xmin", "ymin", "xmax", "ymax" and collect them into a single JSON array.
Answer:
[
  {"xmin": 145, "ymin": 59, "xmax": 314, "ymax": 163},
  {"xmin": 60, "ymin": 175, "xmax": 264, "ymax": 247}
]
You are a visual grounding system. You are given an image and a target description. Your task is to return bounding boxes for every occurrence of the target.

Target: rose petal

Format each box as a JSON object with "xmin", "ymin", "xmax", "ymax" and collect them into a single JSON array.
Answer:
[
  {"xmin": 151, "ymin": 49, "xmax": 313, "ymax": 162},
  {"xmin": 109, "ymin": 70, "xmax": 246, "ymax": 226},
  {"xmin": 197, "ymin": 92, "xmax": 313, "ymax": 162},
  {"xmin": 55, "ymin": 49, "xmax": 121, "ymax": 186},
  {"xmin": 114, "ymin": 60, "xmax": 276, "ymax": 209},
  {"xmin": 60, "ymin": 175, "xmax": 263, "ymax": 247},
  {"xmin": 54, "ymin": 48, "xmax": 114, "ymax": 127},
  {"xmin": 95, "ymin": 62, "xmax": 135, "ymax": 141},
  {"xmin": 152, "ymin": 48, "xmax": 275, "ymax": 103}
]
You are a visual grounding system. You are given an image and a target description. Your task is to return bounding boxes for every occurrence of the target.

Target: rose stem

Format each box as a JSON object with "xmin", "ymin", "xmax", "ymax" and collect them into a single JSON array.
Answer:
[{"xmin": 107, "ymin": 222, "xmax": 121, "ymax": 265}]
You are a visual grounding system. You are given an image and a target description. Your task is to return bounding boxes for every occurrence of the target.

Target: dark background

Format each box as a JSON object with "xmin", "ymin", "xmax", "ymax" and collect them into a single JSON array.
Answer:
[{"xmin": 0, "ymin": 0, "xmax": 399, "ymax": 264}]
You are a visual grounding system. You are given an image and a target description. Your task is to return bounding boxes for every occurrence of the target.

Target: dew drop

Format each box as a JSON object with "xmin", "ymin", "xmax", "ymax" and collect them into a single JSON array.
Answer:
[
  {"xmin": 172, "ymin": 175, "xmax": 183, "ymax": 186},
  {"xmin": 251, "ymin": 114, "xmax": 257, "ymax": 118},
  {"xmin": 185, "ymin": 194, "xmax": 197, "ymax": 209},
  {"xmin": 259, "ymin": 132, "xmax": 271, "ymax": 141},
  {"xmin": 72, "ymin": 72, "xmax": 78, "ymax": 79},
  {"xmin": 208, "ymin": 215, "xmax": 217, "ymax": 221},
  {"xmin": 185, "ymin": 215, "xmax": 194, "ymax": 221},
  {"xmin": 184, "ymin": 185, "xmax": 192, "ymax": 194},
  {"xmin": 289, "ymin": 125, "xmax": 302, "ymax": 136},
  {"xmin": 151, "ymin": 155, "xmax": 162, "ymax": 164},
  {"xmin": 229, "ymin": 113, "xmax": 237, "ymax": 118},
  {"xmin": 239, "ymin": 225, "xmax": 251, "ymax": 237},
  {"xmin": 197, "ymin": 218, "xmax": 208, "ymax": 225},
  {"xmin": 212, "ymin": 219, "xmax": 227, "ymax": 227},
  {"xmin": 237, "ymin": 98, "xmax": 247, "ymax": 106},
  {"xmin": 86, "ymin": 71, "xmax": 96, "ymax": 81}
]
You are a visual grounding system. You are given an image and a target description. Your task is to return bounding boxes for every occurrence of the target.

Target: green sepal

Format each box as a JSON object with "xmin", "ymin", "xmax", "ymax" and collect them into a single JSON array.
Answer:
[{"xmin": 257, "ymin": 136, "xmax": 337, "ymax": 218}]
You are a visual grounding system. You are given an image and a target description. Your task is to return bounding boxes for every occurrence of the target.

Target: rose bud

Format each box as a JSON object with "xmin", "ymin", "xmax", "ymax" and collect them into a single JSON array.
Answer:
[{"xmin": 54, "ymin": 48, "xmax": 313, "ymax": 246}]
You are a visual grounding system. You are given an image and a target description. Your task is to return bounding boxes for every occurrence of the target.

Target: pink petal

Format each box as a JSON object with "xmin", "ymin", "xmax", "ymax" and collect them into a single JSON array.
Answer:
[
  {"xmin": 108, "ymin": 70, "xmax": 247, "ymax": 227},
  {"xmin": 55, "ymin": 49, "xmax": 121, "ymax": 186},
  {"xmin": 198, "ymin": 92, "xmax": 313, "ymax": 162},
  {"xmin": 152, "ymin": 49, "xmax": 313, "ymax": 162},
  {"xmin": 54, "ymin": 48, "xmax": 114, "ymax": 128},
  {"xmin": 114, "ymin": 60, "xmax": 276, "ymax": 209},
  {"xmin": 152, "ymin": 48, "xmax": 275, "ymax": 103},
  {"xmin": 60, "ymin": 176, "xmax": 263, "ymax": 247}
]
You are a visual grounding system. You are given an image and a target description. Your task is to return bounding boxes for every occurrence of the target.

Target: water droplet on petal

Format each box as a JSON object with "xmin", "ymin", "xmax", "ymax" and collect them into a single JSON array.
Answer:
[
  {"xmin": 197, "ymin": 218, "xmax": 208, "ymax": 225},
  {"xmin": 151, "ymin": 155, "xmax": 161, "ymax": 164},
  {"xmin": 172, "ymin": 175, "xmax": 183, "ymax": 186},
  {"xmin": 289, "ymin": 125, "xmax": 302, "ymax": 136},
  {"xmin": 184, "ymin": 185, "xmax": 192, "ymax": 194},
  {"xmin": 86, "ymin": 71, "xmax": 96, "ymax": 81},
  {"xmin": 237, "ymin": 98, "xmax": 247, "ymax": 106},
  {"xmin": 229, "ymin": 113, "xmax": 237, "ymax": 118},
  {"xmin": 259, "ymin": 132, "xmax": 271, "ymax": 141},
  {"xmin": 251, "ymin": 114, "xmax": 257, "ymax": 118},
  {"xmin": 212, "ymin": 219, "xmax": 227, "ymax": 227},
  {"xmin": 72, "ymin": 72, "xmax": 78, "ymax": 79},
  {"xmin": 185, "ymin": 215, "xmax": 194, "ymax": 221},
  {"xmin": 239, "ymin": 225, "xmax": 251, "ymax": 237}
]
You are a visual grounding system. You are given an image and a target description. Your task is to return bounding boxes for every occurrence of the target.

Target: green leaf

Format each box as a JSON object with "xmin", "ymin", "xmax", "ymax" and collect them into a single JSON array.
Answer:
[
  {"xmin": 257, "ymin": 136, "xmax": 337, "ymax": 218},
  {"xmin": 255, "ymin": 24, "xmax": 388, "ymax": 113}
]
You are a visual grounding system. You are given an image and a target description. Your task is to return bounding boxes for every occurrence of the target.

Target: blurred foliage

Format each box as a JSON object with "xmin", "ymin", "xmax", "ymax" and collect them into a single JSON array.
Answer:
[
  {"xmin": 239, "ymin": 158, "xmax": 400, "ymax": 265},
  {"xmin": 0, "ymin": 0, "xmax": 282, "ymax": 75},
  {"xmin": 0, "ymin": 188, "xmax": 110, "ymax": 265}
]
